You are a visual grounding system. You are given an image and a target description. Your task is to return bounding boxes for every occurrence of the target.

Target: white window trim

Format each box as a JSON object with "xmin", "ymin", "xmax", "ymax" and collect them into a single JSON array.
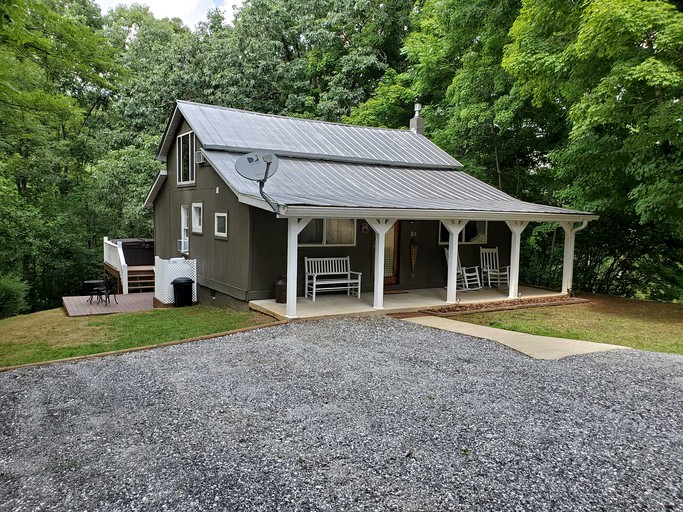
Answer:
[
  {"xmin": 299, "ymin": 219, "xmax": 357, "ymax": 247},
  {"xmin": 191, "ymin": 202, "xmax": 203, "ymax": 234},
  {"xmin": 215, "ymin": 212, "xmax": 228, "ymax": 238},
  {"xmin": 438, "ymin": 220, "xmax": 488, "ymax": 245},
  {"xmin": 179, "ymin": 204, "xmax": 190, "ymax": 253},
  {"xmin": 176, "ymin": 131, "xmax": 195, "ymax": 185}
]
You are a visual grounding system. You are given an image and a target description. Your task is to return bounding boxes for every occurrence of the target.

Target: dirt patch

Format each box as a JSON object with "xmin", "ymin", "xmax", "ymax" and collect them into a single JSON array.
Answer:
[
  {"xmin": 421, "ymin": 295, "xmax": 589, "ymax": 316},
  {"xmin": 386, "ymin": 312, "xmax": 427, "ymax": 319},
  {"xmin": 250, "ymin": 310, "xmax": 281, "ymax": 324}
]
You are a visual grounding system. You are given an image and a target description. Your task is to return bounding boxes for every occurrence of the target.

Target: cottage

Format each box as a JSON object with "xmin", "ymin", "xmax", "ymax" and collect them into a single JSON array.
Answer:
[{"xmin": 145, "ymin": 100, "xmax": 597, "ymax": 318}]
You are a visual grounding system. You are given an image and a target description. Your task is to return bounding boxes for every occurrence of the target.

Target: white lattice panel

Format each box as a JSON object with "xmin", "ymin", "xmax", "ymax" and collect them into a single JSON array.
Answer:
[{"xmin": 155, "ymin": 256, "xmax": 197, "ymax": 304}]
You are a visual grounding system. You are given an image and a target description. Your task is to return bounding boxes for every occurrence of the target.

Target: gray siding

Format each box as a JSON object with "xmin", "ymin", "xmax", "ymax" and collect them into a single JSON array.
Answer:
[
  {"xmin": 249, "ymin": 216, "xmax": 512, "ymax": 299},
  {"xmin": 154, "ymin": 119, "xmax": 252, "ymax": 301},
  {"xmin": 394, "ymin": 220, "xmax": 511, "ymax": 291},
  {"xmin": 249, "ymin": 211, "xmax": 375, "ymax": 299}
]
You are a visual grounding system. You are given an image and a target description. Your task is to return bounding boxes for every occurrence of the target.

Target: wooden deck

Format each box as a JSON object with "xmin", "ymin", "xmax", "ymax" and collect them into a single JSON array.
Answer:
[{"xmin": 62, "ymin": 292, "xmax": 155, "ymax": 317}]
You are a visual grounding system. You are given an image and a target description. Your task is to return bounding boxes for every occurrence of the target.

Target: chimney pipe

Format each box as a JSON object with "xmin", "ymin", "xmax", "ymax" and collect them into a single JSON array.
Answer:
[{"xmin": 410, "ymin": 102, "xmax": 424, "ymax": 135}]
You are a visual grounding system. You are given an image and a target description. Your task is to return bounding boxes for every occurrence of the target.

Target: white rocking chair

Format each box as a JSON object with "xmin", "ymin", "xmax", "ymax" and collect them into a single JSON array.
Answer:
[
  {"xmin": 480, "ymin": 247, "xmax": 510, "ymax": 288},
  {"xmin": 445, "ymin": 249, "xmax": 482, "ymax": 290}
]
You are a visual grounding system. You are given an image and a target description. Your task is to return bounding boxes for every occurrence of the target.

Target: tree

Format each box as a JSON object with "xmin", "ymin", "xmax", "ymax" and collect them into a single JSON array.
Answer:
[
  {"xmin": 103, "ymin": 4, "xmax": 193, "ymax": 135},
  {"xmin": 0, "ymin": 0, "xmax": 120, "ymax": 312},
  {"xmin": 504, "ymin": 0, "xmax": 683, "ymax": 298}
]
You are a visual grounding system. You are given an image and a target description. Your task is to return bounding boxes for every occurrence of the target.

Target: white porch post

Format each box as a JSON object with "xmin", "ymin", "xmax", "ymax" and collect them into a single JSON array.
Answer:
[
  {"xmin": 366, "ymin": 218, "xmax": 396, "ymax": 309},
  {"xmin": 442, "ymin": 220, "xmax": 468, "ymax": 303},
  {"xmin": 505, "ymin": 220, "xmax": 529, "ymax": 299},
  {"xmin": 560, "ymin": 220, "xmax": 588, "ymax": 294},
  {"xmin": 286, "ymin": 217, "xmax": 312, "ymax": 319}
]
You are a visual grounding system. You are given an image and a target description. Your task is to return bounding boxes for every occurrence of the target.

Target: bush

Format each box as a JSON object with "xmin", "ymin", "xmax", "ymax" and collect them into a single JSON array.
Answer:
[{"xmin": 0, "ymin": 275, "xmax": 29, "ymax": 318}]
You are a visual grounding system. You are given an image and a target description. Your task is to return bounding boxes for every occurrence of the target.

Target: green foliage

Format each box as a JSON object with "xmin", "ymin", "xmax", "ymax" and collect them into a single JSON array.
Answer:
[
  {"xmin": 345, "ymin": 69, "xmax": 414, "ymax": 127},
  {"xmin": 81, "ymin": 134, "xmax": 163, "ymax": 239},
  {"xmin": 103, "ymin": 4, "xmax": 193, "ymax": 133},
  {"xmin": 0, "ymin": 0, "xmax": 119, "ymax": 311},
  {"xmin": 0, "ymin": 275, "xmax": 29, "ymax": 318},
  {"xmin": 503, "ymin": 0, "xmax": 683, "ymax": 298}
]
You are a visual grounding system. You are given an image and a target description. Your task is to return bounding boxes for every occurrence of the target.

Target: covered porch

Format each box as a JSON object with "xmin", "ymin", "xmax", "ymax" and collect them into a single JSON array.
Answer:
[
  {"xmin": 279, "ymin": 213, "xmax": 594, "ymax": 320},
  {"xmin": 251, "ymin": 285, "xmax": 563, "ymax": 321}
]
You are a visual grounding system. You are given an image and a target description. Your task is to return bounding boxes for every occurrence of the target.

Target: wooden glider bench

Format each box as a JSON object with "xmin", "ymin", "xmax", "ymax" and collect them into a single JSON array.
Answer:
[{"xmin": 305, "ymin": 256, "xmax": 362, "ymax": 301}]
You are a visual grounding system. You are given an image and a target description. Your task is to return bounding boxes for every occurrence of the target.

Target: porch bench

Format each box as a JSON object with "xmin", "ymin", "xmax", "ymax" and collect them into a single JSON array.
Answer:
[{"xmin": 305, "ymin": 256, "xmax": 362, "ymax": 301}]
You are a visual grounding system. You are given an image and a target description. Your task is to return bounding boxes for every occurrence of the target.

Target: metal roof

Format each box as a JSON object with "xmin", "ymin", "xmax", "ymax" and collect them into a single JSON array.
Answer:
[
  {"xmin": 157, "ymin": 101, "xmax": 462, "ymax": 170},
  {"xmin": 203, "ymin": 151, "xmax": 595, "ymax": 220}
]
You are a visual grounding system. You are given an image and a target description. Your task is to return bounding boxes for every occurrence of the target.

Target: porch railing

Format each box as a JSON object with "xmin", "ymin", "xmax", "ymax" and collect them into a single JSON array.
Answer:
[{"xmin": 103, "ymin": 237, "xmax": 129, "ymax": 294}]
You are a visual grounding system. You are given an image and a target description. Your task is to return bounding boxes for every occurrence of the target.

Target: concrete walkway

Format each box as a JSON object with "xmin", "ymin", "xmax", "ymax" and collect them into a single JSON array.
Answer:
[{"xmin": 404, "ymin": 315, "xmax": 631, "ymax": 360}]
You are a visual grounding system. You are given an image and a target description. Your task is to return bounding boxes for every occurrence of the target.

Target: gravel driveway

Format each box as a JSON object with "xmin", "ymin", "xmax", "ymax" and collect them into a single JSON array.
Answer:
[{"xmin": 1, "ymin": 316, "xmax": 682, "ymax": 511}]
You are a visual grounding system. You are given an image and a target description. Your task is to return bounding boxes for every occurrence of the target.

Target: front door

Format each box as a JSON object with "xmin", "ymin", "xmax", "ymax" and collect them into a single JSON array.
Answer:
[{"xmin": 383, "ymin": 221, "xmax": 400, "ymax": 285}]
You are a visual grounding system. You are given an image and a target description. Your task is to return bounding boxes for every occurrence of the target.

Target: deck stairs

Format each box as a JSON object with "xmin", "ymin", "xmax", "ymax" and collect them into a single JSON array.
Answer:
[
  {"xmin": 127, "ymin": 265, "xmax": 155, "ymax": 293},
  {"xmin": 104, "ymin": 237, "xmax": 155, "ymax": 294}
]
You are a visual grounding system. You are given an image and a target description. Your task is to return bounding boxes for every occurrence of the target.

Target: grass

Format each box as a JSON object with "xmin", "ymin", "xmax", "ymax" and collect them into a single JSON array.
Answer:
[
  {"xmin": 455, "ymin": 294, "xmax": 683, "ymax": 354},
  {"xmin": 0, "ymin": 306, "xmax": 274, "ymax": 368}
]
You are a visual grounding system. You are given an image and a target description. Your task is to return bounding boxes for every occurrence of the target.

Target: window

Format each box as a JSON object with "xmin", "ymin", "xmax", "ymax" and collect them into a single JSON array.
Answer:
[
  {"xmin": 192, "ymin": 202, "xmax": 203, "ymax": 234},
  {"xmin": 179, "ymin": 205, "xmax": 190, "ymax": 253},
  {"xmin": 177, "ymin": 131, "xmax": 195, "ymax": 184},
  {"xmin": 215, "ymin": 212, "xmax": 228, "ymax": 238},
  {"xmin": 439, "ymin": 221, "xmax": 487, "ymax": 245},
  {"xmin": 299, "ymin": 219, "xmax": 356, "ymax": 246}
]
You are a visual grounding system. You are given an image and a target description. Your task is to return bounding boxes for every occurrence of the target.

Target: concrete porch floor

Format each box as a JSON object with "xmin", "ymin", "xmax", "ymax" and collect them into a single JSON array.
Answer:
[{"xmin": 250, "ymin": 286, "xmax": 563, "ymax": 320}]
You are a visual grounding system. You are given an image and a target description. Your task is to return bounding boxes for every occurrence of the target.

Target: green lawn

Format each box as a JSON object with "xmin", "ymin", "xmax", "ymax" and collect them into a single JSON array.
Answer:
[
  {"xmin": 455, "ymin": 295, "xmax": 683, "ymax": 354},
  {"xmin": 0, "ymin": 306, "xmax": 274, "ymax": 368}
]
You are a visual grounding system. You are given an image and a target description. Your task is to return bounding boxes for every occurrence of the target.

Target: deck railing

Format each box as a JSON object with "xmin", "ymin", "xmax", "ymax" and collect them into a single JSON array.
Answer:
[{"xmin": 103, "ymin": 237, "xmax": 129, "ymax": 294}]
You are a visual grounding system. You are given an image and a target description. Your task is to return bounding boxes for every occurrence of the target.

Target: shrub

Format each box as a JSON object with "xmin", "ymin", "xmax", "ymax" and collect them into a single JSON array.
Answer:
[{"xmin": 0, "ymin": 275, "xmax": 29, "ymax": 318}]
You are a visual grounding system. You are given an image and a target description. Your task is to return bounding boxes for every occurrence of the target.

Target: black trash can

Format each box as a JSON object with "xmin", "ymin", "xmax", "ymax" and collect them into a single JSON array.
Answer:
[{"xmin": 171, "ymin": 277, "xmax": 194, "ymax": 307}]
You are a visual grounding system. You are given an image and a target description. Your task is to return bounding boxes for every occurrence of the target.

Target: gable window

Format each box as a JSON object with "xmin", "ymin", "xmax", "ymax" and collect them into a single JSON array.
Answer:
[
  {"xmin": 300, "ymin": 219, "xmax": 356, "ymax": 246},
  {"xmin": 179, "ymin": 204, "xmax": 190, "ymax": 253},
  {"xmin": 177, "ymin": 131, "xmax": 195, "ymax": 184},
  {"xmin": 192, "ymin": 202, "xmax": 203, "ymax": 234},
  {"xmin": 439, "ymin": 221, "xmax": 487, "ymax": 245},
  {"xmin": 215, "ymin": 212, "xmax": 228, "ymax": 238}
]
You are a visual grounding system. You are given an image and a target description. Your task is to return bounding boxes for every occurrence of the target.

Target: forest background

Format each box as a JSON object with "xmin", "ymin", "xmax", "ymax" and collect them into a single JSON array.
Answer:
[{"xmin": 1, "ymin": 0, "xmax": 681, "ymax": 315}]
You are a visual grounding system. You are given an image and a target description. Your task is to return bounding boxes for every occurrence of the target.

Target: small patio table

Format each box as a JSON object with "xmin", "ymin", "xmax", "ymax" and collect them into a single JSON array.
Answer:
[{"xmin": 84, "ymin": 279, "xmax": 105, "ymax": 304}]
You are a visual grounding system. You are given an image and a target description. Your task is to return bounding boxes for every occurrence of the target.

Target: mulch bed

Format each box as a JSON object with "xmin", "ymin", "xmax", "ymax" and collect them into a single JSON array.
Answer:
[{"xmin": 418, "ymin": 295, "xmax": 589, "ymax": 317}]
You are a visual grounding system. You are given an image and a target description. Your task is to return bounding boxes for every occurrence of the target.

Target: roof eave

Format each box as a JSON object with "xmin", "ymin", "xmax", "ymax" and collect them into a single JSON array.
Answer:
[
  {"xmin": 277, "ymin": 205, "xmax": 599, "ymax": 223},
  {"xmin": 143, "ymin": 170, "xmax": 167, "ymax": 208}
]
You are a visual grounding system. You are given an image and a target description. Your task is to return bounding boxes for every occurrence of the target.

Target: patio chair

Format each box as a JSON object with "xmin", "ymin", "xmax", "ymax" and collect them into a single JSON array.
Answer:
[
  {"xmin": 480, "ymin": 247, "xmax": 509, "ymax": 288},
  {"xmin": 94, "ymin": 272, "xmax": 118, "ymax": 306},
  {"xmin": 444, "ymin": 249, "xmax": 482, "ymax": 290}
]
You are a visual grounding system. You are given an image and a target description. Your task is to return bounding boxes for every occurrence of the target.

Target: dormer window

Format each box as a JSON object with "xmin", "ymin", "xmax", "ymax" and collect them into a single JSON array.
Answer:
[{"xmin": 177, "ymin": 131, "xmax": 195, "ymax": 184}]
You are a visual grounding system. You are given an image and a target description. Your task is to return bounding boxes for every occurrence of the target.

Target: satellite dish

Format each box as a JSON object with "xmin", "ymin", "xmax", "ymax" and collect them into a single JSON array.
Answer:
[
  {"xmin": 235, "ymin": 151, "xmax": 279, "ymax": 182},
  {"xmin": 234, "ymin": 151, "xmax": 282, "ymax": 214}
]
